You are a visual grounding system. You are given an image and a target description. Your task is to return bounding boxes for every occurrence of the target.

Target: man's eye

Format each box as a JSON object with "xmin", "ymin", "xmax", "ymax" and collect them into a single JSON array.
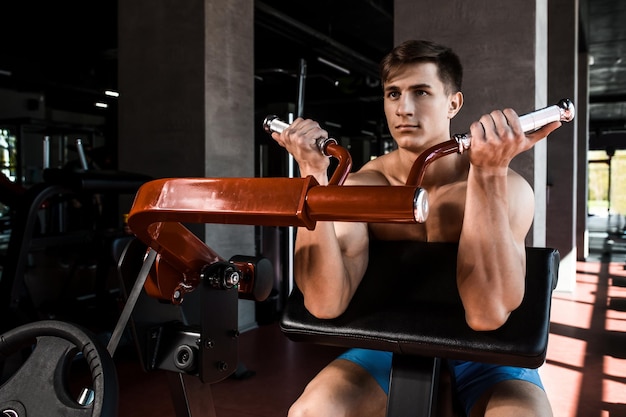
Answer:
[{"xmin": 387, "ymin": 91, "xmax": 400, "ymax": 99}]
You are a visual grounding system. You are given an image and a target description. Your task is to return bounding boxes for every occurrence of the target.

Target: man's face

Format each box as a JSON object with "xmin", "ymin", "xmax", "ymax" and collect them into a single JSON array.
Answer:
[{"xmin": 383, "ymin": 62, "xmax": 457, "ymax": 150}]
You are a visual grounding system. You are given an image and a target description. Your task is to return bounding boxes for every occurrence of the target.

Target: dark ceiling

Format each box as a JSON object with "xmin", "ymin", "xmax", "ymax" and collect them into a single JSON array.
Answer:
[
  {"xmin": 0, "ymin": 0, "xmax": 624, "ymax": 145},
  {"xmin": 0, "ymin": 1, "xmax": 118, "ymax": 114}
]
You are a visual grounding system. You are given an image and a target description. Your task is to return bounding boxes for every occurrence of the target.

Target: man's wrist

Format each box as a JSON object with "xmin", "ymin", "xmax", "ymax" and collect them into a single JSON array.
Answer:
[{"xmin": 469, "ymin": 165, "xmax": 509, "ymax": 178}]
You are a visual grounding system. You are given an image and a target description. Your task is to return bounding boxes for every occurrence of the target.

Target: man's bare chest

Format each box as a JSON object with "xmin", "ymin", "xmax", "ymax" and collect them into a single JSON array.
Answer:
[{"xmin": 369, "ymin": 182, "xmax": 466, "ymax": 242}]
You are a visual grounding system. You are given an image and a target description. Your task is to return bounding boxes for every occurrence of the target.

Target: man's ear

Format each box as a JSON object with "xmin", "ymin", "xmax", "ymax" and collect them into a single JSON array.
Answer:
[{"xmin": 448, "ymin": 91, "xmax": 463, "ymax": 119}]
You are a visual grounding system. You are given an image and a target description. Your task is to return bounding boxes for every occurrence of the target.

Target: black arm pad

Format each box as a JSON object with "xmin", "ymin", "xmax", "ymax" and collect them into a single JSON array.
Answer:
[{"xmin": 280, "ymin": 241, "xmax": 559, "ymax": 368}]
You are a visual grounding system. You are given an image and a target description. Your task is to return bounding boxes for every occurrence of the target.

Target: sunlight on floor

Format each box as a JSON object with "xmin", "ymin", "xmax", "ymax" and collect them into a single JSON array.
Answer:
[{"xmin": 541, "ymin": 258, "xmax": 626, "ymax": 417}]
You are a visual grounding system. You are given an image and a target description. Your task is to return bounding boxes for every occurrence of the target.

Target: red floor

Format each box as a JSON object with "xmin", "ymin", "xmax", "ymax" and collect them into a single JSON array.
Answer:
[
  {"xmin": 541, "ymin": 258, "xmax": 626, "ymax": 417},
  {"xmin": 111, "ymin": 257, "xmax": 626, "ymax": 417},
  {"xmin": 113, "ymin": 323, "xmax": 344, "ymax": 417}
]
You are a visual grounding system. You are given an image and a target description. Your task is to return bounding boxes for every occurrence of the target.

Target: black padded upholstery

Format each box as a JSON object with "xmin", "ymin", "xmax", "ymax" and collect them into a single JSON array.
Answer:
[{"xmin": 280, "ymin": 241, "xmax": 559, "ymax": 369}]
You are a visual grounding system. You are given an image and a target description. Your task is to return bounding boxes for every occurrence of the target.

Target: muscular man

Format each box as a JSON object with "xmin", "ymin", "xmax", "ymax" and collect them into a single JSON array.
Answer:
[{"xmin": 271, "ymin": 39, "xmax": 560, "ymax": 417}]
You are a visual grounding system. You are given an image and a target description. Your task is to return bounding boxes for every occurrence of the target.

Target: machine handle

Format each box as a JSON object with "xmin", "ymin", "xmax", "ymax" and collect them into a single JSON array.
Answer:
[
  {"xmin": 263, "ymin": 115, "xmax": 352, "ymax": 186},
  {"xmin": 407, "ymin": 99, "xmax": 576, "ymax": 186},
  {"xmin": 263, "ymin": 116, "xmax": 340, "ymax": 156},
  {"xmin": 451, "ymin": 98, "xmax": 575, "ymax": 152}
]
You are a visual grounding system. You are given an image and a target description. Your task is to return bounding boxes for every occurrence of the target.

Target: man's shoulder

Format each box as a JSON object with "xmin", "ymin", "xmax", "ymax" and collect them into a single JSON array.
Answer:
[{"xmin": 346, "ymin": 169, "xmax": 389, "ymax": 185}]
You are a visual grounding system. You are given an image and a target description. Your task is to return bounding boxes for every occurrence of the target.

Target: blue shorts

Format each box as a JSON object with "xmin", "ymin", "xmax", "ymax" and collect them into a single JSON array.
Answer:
[{"xmin": 336, "ymin": 348, "xmax": 545, "ymax": 416}]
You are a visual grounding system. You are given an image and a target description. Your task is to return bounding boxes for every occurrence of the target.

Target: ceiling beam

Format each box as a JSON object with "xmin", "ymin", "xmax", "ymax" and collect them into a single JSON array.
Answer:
[{"xmin": 255, "ymin": 1, "xmax": 380, "ymax": 79}]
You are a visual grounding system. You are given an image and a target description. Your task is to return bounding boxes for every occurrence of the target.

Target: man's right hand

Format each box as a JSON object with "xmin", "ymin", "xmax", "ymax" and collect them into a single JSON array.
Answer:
[{"xmin": 271, "ymin": 118, "xmax": 331, "ymax": 182}]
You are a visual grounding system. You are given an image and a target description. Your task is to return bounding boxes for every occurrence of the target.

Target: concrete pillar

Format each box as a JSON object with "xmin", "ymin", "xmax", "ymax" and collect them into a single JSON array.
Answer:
[
  {"xmin": 118, "ymin": 0, "xmax": 257, "ymax": 329},
  {"xmin": 394, "ymin": 0, "xmax": 549, "ymax": 246},
  {"xmin": 577, "ymin": 51, "xmax": 590, "ymax": 261},
  {"xmin": 547, "ymin": 0, "xmax": 579, "ymax": 292}
]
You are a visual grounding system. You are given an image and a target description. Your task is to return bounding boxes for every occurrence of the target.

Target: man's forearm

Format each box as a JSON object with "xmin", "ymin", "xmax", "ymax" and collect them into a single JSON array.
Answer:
[
  {"xmin": 457, "ymin": 168, "xmax": 526, "ymax": 330},
  {"xmin": 294, "ymin": 222, "xmax": 363, "ymax": 319}
]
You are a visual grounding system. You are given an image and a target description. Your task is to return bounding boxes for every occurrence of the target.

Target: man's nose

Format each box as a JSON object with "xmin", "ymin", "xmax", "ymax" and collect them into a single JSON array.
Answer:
[{"xmin": 395, "ymin": 95, "xmax": 414, "ymax": 115}]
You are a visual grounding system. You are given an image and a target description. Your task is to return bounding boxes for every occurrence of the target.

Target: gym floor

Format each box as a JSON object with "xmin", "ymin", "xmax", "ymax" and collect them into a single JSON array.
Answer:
[{"xmin": 109, "ymin": 249, "xmax": 626, "ymax": 417}]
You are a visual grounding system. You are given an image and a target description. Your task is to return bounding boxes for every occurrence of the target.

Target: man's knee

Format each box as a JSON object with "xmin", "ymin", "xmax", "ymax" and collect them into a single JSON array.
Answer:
[
  {"xmin": 473, "ymin": 380, "xmax": 553, "ymax": 417},
  {"xmin": 287, "ymin": 398, "xmax": 310, "ymax": 417}
]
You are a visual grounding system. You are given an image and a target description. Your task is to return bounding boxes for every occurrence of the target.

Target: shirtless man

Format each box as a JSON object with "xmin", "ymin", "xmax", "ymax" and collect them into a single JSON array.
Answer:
[{"xmin": 271, "ymin": 39, "xmax": 560, "ymax": 417}]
